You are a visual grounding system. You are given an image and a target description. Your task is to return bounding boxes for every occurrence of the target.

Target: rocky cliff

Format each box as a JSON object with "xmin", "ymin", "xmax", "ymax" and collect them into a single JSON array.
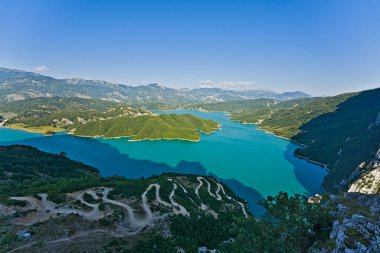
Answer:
[
  {"xmin": 349, "ymin": 148, "xmax": 380, "ymax": 194},
  {"xmin": 310, "ymin": 193, "xmax": 380, "ymax": 253}
]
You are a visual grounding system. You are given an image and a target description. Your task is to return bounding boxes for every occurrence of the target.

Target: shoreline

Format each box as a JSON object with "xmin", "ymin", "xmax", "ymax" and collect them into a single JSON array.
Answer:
[
  {"xmin": 2, "ymin": 110, "xmax": 327, "ymax": 172},
  {"xmin": 294, "ymin": 153, "xmax": 329, "ymax": 170},
  {"xmin": 255, "ymin": 126, "xmax": 306, "ymax": 147},
  {"xmin": 0, "ymin": 125, "xmax": 65, "ymax": 134},
  {"xmin": 68, "ymin": 132, "xmax": 202, "ymax": 142},
  {"xmin": 190, "ymin": 108, "xmax": 328, "ymax": 169},
  {"xmin": 192, "ymin": 108, "xmax": 307, "ymax": 146},
  {"xmin": 71, "ymin": 125, "xmax": 220, "ymax": 142},
  {"xmin": 129, "ymin": 137, "xmax": 200, "ymax": 142},
  {"xmin": 2, "ymin": 125, "xmax": 216, "ymax": 143},
  {"xmin": 73, "ymin": 133, "xmax": 201, "ymax": 142}
]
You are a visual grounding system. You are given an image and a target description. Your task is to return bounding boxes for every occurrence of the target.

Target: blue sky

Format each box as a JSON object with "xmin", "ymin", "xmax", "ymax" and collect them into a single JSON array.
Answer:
[{"xmin": 0, "ymin": 0, "xmax": 379, "ymax": 95}]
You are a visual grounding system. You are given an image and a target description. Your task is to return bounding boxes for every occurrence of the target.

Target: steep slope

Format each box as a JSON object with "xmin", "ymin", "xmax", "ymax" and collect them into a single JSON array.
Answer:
[
  {"xmin": 308, "ymin": 192, "xmax": 380, "ymax": 253},
  {"xmin": 348, "ymin": 148, "xmax": 380, "ymax": 194},
  {"xmin": 0, "ymin": 67, "xmax": 310, "ymax": 105},
  {"xmin": 293, "ymin": 88, "xmax": 380, "ymax": 192}
]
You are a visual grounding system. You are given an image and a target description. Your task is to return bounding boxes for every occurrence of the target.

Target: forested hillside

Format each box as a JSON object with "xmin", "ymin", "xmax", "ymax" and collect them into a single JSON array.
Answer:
[
  {"xmin": 0, "ymin": 97, "xmax": 219, "ymax": 141},
  {"xmin": 74, "ymin": 113, "xmax": 219, "ymax": 141},
  {"xmin": 192, "ymin": 88, "xmax": 380, "ymax": 192},
  {"xmin": 0, "ymin": 145, "xmax": 99, "ymax": 201},
  {"xmin": 190, "ymin": 98, "xmax": 276, "ymax": 123},
  {"xmin": 0, "ymin": 97, "xmax": 120, "ymax": 113},
  {"xmin": 0, "ymin": 145, "xmax": 333, "ymax": 253},
  {"xmin": 293, "ymin": 88, "xmax": 380, "ymax": 192},
  {"xmin": 257, "ymin": 93, "xmax": 354, "ymax": 138},
  {"xmin": 190, "ymin": 97, "xmax": 319, "ymax": 126}
]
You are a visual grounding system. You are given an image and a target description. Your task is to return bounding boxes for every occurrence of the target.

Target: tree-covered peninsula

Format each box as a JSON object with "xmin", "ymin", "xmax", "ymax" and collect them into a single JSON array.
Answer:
[{"xmin": 0, "ymin": 97, "xmax": 220, "ymax": 141}]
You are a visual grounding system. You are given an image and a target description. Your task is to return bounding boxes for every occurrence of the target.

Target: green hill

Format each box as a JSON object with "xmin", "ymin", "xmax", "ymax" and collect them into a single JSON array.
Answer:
[
  {"xmin": 0, "ymin": 97, "xmax": 220, "ymax": 141},
  {"xmin": 74, "ymin": 113, "xmax": 219, "ymax": 141}
]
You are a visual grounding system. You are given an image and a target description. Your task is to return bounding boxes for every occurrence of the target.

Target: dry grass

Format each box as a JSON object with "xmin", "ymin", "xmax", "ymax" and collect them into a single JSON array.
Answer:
[{"xmin": 6, "ymin": 123, "xmax": 64, "ymax": 133}]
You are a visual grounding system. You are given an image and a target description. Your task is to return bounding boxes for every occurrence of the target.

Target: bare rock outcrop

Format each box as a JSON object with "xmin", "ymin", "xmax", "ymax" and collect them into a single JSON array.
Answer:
[
  {"xmin": 349, "ymin": 148, "xmax": 380, "ymax": 194},
  {"xmin": 310, "ymin": 193, "xmax": 380, "ymax": 253}
]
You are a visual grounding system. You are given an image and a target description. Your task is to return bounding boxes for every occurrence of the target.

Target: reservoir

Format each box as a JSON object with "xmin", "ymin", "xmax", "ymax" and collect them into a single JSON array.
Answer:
[{"xmin": 0, "ymin": 110, "xmax": 326, "ymax": 215}]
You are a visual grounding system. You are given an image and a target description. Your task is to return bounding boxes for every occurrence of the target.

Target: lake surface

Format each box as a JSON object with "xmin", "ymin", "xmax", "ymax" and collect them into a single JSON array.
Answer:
[{"xmin": 0, "ymin": 110, "xmax": 326, "ymax": 215}]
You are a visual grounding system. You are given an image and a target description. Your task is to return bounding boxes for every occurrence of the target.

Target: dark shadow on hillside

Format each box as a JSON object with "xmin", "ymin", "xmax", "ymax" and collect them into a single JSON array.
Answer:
[
  {"xmin": 289, "ymin": 88, "xmax": 380, "ymax": 192},
  {"xmin": 0, "ymin": 133, "xmax": 265, "ymax": 216},
  {"xmin": 0, "ymin": 134, "xmax": 207, "ymax": 178}
]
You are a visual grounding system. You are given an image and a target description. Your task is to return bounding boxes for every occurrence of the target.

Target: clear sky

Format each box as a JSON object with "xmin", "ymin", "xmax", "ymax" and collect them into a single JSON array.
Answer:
[{"xmin": 0, "ymin": 0, "xmax": 379, "ymax": 95}]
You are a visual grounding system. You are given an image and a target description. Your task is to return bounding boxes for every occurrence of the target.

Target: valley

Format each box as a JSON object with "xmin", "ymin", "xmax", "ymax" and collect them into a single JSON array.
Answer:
[
  {"xmin": 0, "ymin": 109, "xmax": 327, "ymax": 215},
  {"xmin": 1, "ymin": 1, "xmax": 379, "ymax": 251},
  {"xmin": 0, "ymin": 67, "xmax": 379, "ymax": 252}
]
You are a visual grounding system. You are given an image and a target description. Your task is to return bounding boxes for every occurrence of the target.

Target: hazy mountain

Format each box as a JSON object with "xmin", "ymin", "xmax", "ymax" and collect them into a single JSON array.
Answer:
[{"xmin": 0, "ymin": 67, "xmax": 311, "ymax": 105}]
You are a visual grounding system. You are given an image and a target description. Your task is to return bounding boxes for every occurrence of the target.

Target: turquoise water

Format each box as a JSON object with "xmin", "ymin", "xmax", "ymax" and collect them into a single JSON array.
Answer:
[{"xmin": 0, "ymin": 110, "xmax": 326, "ymax": 215}]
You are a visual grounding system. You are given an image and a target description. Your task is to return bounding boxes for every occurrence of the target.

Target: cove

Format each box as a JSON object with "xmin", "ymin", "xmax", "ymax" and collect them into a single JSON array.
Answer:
[{"xmin": 0, "ymin": 110, "xmax": 326, "ymax": 216}]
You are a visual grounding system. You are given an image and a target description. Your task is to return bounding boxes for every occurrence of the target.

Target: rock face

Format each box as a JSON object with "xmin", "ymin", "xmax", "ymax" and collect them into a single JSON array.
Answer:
[
  {"xmin": 375, "ymin": 112, "xmax": 380, "ymax": 127},
  {"xmin": 349, "ymin": 148, "xmax": 380, "ymax": 194},
  {"xmin": 349, "ymin": 167, "xmax": 380, "ymax": 194},
  {"xmin": 313, "ymin": 193, "xmax": 380, "ymax": 253}
]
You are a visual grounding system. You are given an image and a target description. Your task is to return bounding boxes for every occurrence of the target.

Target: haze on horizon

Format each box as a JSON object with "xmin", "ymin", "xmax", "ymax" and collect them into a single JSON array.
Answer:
[{"xmin": 0, "ymin": 0, "xmax": 379, "ymax": 96}]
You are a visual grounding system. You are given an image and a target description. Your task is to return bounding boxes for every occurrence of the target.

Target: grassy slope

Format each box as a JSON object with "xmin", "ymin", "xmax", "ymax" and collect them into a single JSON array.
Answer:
[{"xmin": 5, "ymin": 123, "xmax": 64, "ymax": 133}]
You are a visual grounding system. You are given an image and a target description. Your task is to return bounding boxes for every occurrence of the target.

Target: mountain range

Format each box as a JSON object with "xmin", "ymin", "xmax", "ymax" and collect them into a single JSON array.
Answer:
[{"xmin": 0, "ymin": 67, "xmax": 311, "ymax": 106}]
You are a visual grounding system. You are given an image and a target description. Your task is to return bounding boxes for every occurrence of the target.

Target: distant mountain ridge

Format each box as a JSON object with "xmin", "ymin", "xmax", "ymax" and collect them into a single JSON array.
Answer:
[{"xmin": 0, "ymin": 67, "xmax": 311, "ymax": 105}]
